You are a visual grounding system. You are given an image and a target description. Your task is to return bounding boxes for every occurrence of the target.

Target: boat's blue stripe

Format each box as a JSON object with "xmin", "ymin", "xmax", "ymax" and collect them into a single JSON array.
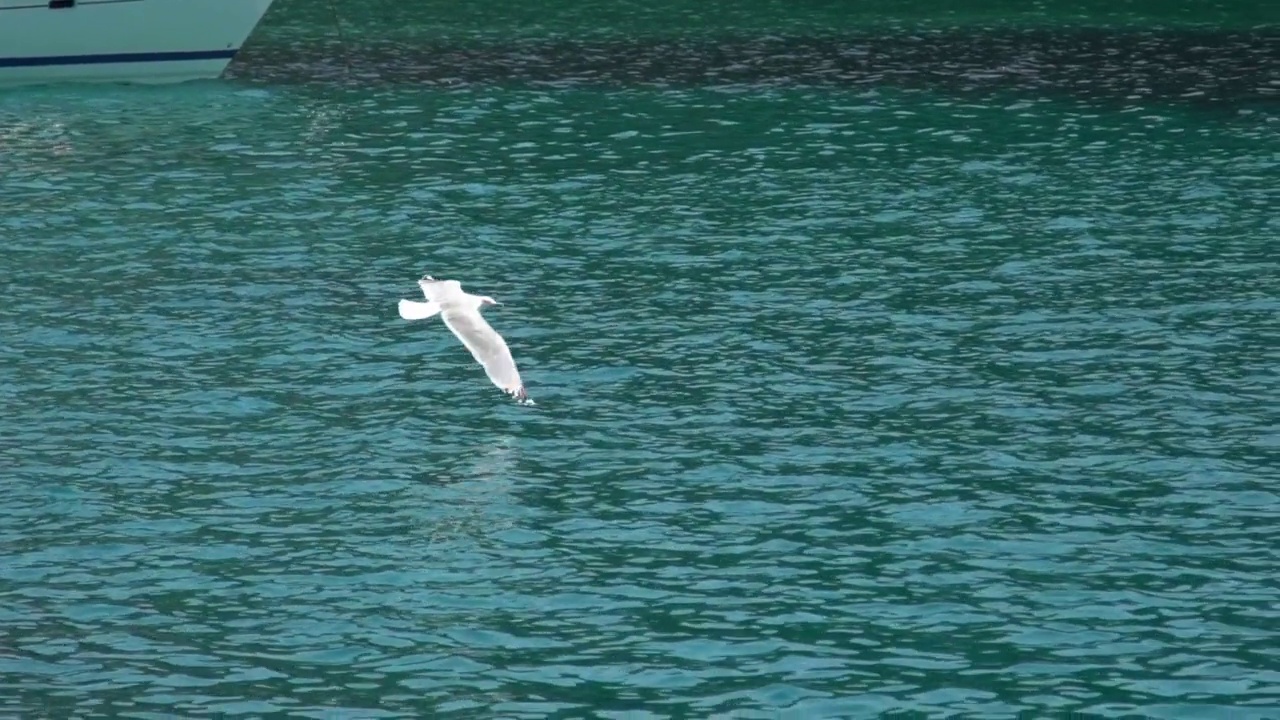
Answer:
[
  {"xmin": 0, "ymin": 49, "xmax": 237, "ymax": 68},
  {"xmin": 0, "ymin": 0, "xmax": 145, "ymax": 10}
]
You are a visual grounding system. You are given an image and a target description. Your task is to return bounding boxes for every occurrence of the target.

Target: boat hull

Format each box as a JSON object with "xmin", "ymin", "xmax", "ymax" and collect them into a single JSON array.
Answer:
[{"xmin": 0, "ymin": 0, "xmax": 275, "ymax": 87}]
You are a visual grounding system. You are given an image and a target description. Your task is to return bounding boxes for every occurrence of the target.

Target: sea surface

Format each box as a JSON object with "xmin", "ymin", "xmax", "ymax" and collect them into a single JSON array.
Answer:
[{"xmin": 1, "ymin": 0, "xmax": 1278, "ymax": 718}]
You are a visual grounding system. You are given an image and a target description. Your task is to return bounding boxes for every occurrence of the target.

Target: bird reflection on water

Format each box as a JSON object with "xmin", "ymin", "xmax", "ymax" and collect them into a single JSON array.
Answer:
[{"xmin": 399, "ymin": 435, "xmax": 524, "ymax": 543}]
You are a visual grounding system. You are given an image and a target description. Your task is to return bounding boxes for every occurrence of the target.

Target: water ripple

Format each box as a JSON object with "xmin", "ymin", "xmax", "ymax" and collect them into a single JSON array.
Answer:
[{"xmin": 1, "ymin": 38, "xmax": 1278, "ymax": 720}]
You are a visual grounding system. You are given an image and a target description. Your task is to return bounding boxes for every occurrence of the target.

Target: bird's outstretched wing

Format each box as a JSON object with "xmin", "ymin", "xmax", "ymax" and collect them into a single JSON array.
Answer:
[
  {"xmin": 417, "ymin": 277, "xmax": 464, "ymax": 305},
  {"xmin": 440, "ymin": 307, "xmax": 527, "ymax": 400}
]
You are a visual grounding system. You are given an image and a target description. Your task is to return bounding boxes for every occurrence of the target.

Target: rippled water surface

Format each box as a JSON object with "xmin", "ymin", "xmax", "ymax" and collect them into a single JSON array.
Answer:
[{"xmin": 2, "ymin": 2, "xmax": 1279, "ymax": 718}]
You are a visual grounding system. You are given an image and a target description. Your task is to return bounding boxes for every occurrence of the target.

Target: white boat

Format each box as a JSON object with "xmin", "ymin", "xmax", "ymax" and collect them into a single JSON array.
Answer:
[{"xmin": 0, "ymin": 0, "xmax": 275, "ymax": 87}]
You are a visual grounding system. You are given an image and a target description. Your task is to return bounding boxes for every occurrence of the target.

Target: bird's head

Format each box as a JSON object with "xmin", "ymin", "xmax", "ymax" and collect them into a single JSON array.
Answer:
[{"xmin": 478, "ymin": 295, "xmax": 501, "ymax": 307}]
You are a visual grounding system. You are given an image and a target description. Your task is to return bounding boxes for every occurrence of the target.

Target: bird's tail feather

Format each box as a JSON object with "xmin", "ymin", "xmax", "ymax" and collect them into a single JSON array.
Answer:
[{"xmin": 399, "ymin": 299, "xmax": 441, "ymax": 321}]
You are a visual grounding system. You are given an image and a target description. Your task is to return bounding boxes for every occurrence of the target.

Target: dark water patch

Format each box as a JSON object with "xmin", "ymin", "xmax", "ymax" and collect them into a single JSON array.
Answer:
[
  {"xmin": 256, "ymin": 0, "xmax": 1280, "ymax": 39},
  {"xmin": 230, "ymin": 28, "xmax": 1279, "ymax": 109}
]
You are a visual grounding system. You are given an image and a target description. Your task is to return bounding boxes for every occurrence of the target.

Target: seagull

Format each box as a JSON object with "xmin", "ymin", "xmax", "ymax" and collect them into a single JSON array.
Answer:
[{"xmin": 398, "ymin": 274, "xmax": 532, "ymax": 404}]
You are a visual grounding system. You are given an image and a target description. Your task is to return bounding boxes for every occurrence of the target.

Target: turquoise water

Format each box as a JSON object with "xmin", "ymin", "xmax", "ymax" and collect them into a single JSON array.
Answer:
[{"xmin": 2, "ymin": 2, "xmax": 1278, "ymax": 718}]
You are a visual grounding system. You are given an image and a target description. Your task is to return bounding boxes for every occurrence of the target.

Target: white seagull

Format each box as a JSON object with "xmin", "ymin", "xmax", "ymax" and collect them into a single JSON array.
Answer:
[{"xmin": 398, "ymin": 274, "xmax": 532, "ymax": 404}]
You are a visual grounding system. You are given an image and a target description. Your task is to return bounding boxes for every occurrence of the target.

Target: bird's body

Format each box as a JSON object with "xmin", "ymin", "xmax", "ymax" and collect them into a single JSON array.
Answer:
[{"xmin": 398, "ymin": 275, "xmax": 531, "ymax": 404}]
